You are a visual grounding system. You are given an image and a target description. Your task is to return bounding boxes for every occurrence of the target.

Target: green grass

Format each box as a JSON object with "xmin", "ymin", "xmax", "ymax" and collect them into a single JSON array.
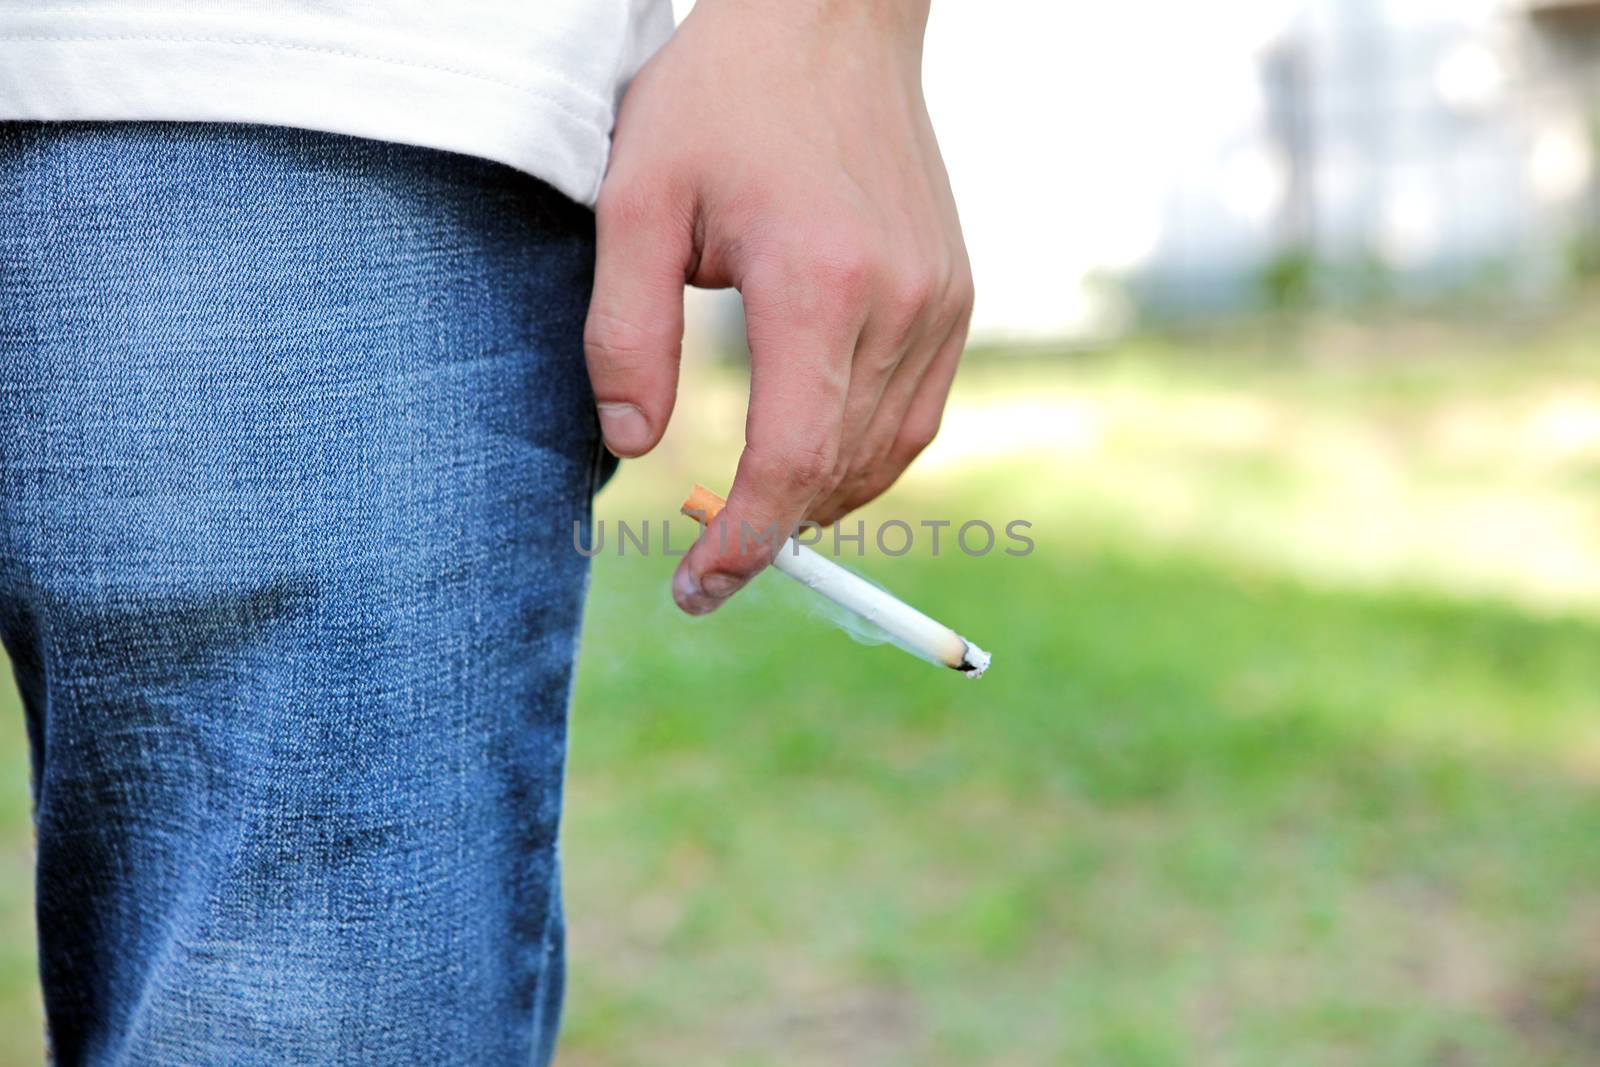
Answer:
[
  {"xmin": 561, "ymin": 540, "xmax": 1600, "ymax": 1066},
  {"xmin": 560, "ymin": 324, "xmax": 1600, "ymax": 1065},
  {"xmin": 2, "ymin": 324, "xmax": 1600, "ymax": 1064},
  {"xmin": 0, "ymin": 675, "xmax": 37, "ymax": 1064}
]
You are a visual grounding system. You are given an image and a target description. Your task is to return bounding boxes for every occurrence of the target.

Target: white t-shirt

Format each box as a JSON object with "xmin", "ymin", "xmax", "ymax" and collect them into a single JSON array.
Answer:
[{"xmin": 0, "ymin": 1, "xmax": 676, "ymax": 205}]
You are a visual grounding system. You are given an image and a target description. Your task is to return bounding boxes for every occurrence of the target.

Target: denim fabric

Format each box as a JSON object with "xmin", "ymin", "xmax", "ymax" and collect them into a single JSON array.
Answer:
[{"xmin": 0, "ymin": 122, "xmax": 607, "ymax": 1065}]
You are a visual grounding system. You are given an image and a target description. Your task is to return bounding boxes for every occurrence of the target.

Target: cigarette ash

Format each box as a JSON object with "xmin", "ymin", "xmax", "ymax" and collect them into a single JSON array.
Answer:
[{"xmin": 956, "ymin": 641, "xmax": 992, "ymax": 679}]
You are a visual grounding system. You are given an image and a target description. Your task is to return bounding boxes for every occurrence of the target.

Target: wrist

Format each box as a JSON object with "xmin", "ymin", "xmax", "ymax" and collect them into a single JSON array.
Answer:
[{"xmin": 690, "ymin": 0, "xmax": 929, "ymax": 54}]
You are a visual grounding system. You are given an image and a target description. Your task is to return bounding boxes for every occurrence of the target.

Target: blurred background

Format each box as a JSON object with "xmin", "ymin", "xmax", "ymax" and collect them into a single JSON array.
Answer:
[{"xmin": 4, "ymin": 0, "xmax": 1600, "ymax": 1063}]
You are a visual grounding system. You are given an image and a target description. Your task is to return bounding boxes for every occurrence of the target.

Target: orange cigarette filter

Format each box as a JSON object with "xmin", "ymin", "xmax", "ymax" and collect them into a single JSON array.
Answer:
[
  {"xmin": 680, "ymin": 484, "xmax": 727, "ymax": 526},
  {"xmin": 675, "ymin": 483, "xmax": 991, "ymax": 677}
]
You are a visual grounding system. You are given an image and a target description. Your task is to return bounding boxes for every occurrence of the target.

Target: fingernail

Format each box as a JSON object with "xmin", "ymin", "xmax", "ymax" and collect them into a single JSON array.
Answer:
[
  {"xmin": 701, "ymin": 573, "xmax": 742, "ymax": 598},
  {"xmin": 673, "ymin": 568, "xmax": 744, "ymax": 616},
  {"xmin": 672, "ymin": 568, "xmax": 714, "ymax": 615},
  {"xmin": 597, "ymin": 402, "xmax": 649, "ymax": 456}
]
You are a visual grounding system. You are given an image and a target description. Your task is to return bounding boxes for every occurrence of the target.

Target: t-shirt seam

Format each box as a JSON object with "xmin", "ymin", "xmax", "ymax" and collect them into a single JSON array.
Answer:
[{"xmin": 0, "ymin": 34, "xmax": 613, "ymax": 132}]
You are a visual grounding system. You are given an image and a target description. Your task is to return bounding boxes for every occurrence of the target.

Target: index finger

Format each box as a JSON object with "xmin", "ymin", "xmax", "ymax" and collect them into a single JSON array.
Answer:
[{"xmin": 672, "ymin": 265, "xmax": 858, "ymax": 614}]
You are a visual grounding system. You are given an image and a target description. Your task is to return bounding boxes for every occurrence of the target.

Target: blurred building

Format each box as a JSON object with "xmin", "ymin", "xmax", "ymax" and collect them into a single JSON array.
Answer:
[
  {"xmin": 672, "ymin": 0, "xmax": 1600, "ymax": 347},
  {"xmin": 1141, "ymin": 0, "xmax": 1600, "ymax": 317},
  {"xmin": 922, "ymin": 0, "xmax": 1600, "ymax": 340}
]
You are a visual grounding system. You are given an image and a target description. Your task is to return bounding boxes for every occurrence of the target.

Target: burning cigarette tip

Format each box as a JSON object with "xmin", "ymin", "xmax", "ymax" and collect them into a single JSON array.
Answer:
[{"xmin": 956, "ymin": 641, "xmax": 992, "ymax": 679}]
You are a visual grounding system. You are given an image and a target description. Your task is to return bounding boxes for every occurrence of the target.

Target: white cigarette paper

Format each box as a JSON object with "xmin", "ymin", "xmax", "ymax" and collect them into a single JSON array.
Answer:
[{"xmin": 682, "ymin": 485, "xmax": 992, "ymax": 678}]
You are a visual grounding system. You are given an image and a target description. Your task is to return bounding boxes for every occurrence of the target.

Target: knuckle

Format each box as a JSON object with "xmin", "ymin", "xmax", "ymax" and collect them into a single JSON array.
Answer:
[
  {"xmin": 865, "ymin": 439, "xmax": 896, "ymax": 474},
  {"xmin": 949, "ymin": 268, "xmax": 976, "ymax": 317},
  {"xmin": 718, "ymin": 547, "xmax": 771, "ymax": 578},
  {"xmin": 595, "ymin": 179, "xmax": 660, "ymax": 231},
  {"xmin": 887, "ymin": 268, "xmax": 940, "ymax": 331},
  {"xmin": 808, "ymin": 234, "xmax": 878, "ymax": 308},
  {"xmin": 594, "ymin": 188, "xmax": 640, "ymax": 233},
  {"xmin": 583, "ymin": 310, "xmax": 667, "ymax": 369},
  {"xmin": 786, "ymin": 443, "xmax": 837, "ymax": 491},
  {"xmin": 851, "ymin": 432, "xmax": 895, "ymax": 479},
  {"xmin": 744, "ymin": 441, "xmax": 837, "ymax": 497},
  {"xmin": 817, "ymin": 244, "xmax": 875, "ymax": 291},
  {"xmin": 900, "ymin": 415, "xmax": 943, "ymax": 457},
  {"xmin": 836, "ymin": 470, "xmax": 872, "ymax": 505},
  {"xmin": 865, "ymin": 350, "xmax": 901, "ymax": 377},
  {"xmin": 827, "ymin": 449, "xmax": 853, "ymax": 487}
]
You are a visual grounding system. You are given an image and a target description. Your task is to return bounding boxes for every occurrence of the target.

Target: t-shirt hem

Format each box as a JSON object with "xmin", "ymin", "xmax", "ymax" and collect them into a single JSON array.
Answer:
[{"xmin": 0, "ymin": 35, "xmax": 614, "ymax": 205}]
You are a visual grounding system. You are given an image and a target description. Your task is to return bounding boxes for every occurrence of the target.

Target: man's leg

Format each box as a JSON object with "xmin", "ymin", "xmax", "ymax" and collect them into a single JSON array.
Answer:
[{"xmin": 0, "ymin": 121, "xmax": 605, "ymax": 1065}]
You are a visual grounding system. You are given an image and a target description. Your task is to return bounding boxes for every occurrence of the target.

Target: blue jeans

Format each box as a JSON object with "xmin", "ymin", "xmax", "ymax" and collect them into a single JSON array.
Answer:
[{"xmin": 0, "ymin": 122, "xmax": 608, "ymax": 1065}]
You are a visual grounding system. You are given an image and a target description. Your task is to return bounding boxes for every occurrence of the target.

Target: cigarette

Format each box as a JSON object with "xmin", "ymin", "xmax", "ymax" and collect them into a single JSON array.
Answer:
[{"xmin": 681, "ymin": 485, "xmax": 992, "ymax": 678}]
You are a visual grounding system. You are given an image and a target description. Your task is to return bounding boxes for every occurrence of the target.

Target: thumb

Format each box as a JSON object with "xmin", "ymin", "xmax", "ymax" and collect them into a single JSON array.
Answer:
[{"xmin": 584, "ymin": 181, "xmax": 693, "ymax": 457}]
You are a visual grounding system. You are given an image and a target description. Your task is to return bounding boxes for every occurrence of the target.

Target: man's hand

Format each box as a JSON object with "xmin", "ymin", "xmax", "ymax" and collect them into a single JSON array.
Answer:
[{"xmin": 583, "ymin": 0, "xmax": 972, "ymax": 615}]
